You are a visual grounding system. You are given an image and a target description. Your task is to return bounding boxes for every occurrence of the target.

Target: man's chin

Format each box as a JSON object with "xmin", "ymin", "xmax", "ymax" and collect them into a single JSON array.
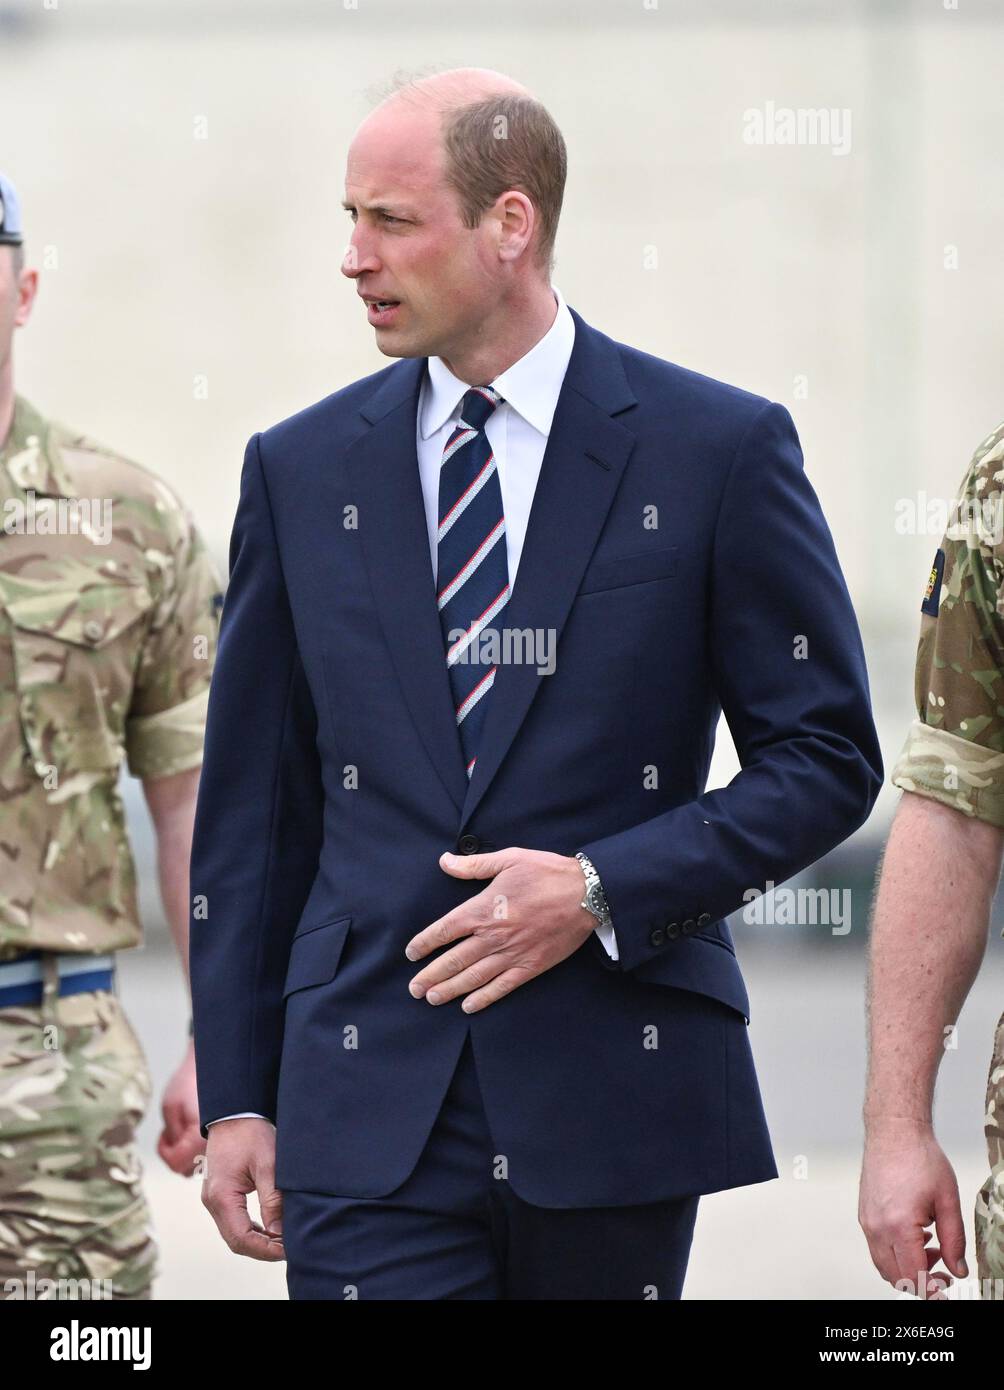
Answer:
[{"xmin": 373, "ymin": 332, "xmax": 426, "ymax": 360}]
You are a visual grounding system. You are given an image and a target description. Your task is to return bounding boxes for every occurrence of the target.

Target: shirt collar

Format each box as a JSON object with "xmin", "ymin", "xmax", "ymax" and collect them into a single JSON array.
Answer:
[{"xmin": 420, "ymin": 283, "xmax": 575, "ymax": 441}]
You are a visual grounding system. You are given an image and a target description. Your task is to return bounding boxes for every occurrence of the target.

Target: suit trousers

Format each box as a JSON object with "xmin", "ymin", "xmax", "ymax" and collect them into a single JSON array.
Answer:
[{"xmin": 282, "ymin": 1031, "xmax": 700, "ymax": 1300}]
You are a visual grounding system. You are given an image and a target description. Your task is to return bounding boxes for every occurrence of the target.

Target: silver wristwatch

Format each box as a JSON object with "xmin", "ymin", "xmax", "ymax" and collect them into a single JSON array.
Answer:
[{"xmin": 575, "ymin": 851, "xmax": 612, "ymax": 928}]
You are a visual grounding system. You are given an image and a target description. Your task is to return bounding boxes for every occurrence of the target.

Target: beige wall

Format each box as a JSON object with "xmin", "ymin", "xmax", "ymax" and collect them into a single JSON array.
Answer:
[{"xmin": 3, "ymin": 0, "xmax": 1001, "ymax": 751}]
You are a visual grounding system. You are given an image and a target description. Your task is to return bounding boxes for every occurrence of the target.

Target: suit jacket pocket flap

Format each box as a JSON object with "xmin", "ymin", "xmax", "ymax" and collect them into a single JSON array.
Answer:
[
  {"xmin": 283, "ymin": 916, "xmax": 351, "ymax": 997},
  {"xmin": 630, "ymin": 933, "xmax": 750, "ymax": 1022},
  {"xmin": 578, "ymin": 545, "xmax": 678, "ymax": 594}
]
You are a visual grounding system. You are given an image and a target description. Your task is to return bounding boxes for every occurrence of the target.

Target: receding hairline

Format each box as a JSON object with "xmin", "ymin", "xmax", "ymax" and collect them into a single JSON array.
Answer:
[{"xmin": 368, "ymin": 66, "xmax": 534, "ymax": 119}]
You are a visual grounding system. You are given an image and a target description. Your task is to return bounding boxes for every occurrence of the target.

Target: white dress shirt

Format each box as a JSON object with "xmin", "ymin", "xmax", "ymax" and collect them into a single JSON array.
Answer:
[{"xmin": 207, "ymin": 284, "xmax": 616, "ymax": 1128}]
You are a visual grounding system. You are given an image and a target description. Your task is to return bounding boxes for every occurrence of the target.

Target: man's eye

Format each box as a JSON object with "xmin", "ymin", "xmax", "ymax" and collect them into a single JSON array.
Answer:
[{"xmin": 345, "ymin": 210, "xmax": 404, "ymax": 225}]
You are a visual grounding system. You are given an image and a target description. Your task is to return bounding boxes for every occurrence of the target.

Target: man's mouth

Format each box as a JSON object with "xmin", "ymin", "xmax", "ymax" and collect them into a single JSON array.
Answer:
[{"xmin": 363, "ymin": 297, "xmax": 403, "ymax": 326}]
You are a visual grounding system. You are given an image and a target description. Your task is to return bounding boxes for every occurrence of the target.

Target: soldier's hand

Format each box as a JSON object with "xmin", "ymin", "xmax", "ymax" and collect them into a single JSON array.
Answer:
[
  {"xmin": 859, "ymin": 1117, "xmax": 968, "ymax": 1298},
  {"xmin": 158, "ymin": 1041, "xmax": 206, "ymax": 1176},
  {"xmin": 201, "ymin": 1120, "xmax": 285, "ymax": 1261}
]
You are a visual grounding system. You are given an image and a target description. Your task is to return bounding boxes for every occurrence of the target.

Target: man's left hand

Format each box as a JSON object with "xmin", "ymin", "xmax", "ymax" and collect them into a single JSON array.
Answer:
[{"xmin": 405, "ymin": 848, "xmax": 596, "ymax": 1013}]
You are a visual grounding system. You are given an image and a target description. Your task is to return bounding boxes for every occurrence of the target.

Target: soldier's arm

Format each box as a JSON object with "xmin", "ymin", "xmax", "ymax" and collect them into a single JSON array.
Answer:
[
  {"xmin": 126, "ymin": 487, "xmax": 222, "ymax": 991},
  {"xmin": 143, "ymin": 766, "xmax": 201, "ymax": 992},
  {"xmin": 860, "ymin": 792, "xmax": 1002, "ymax": 1295},
  {"xmin": 861, "ymin": 422, "xmax": 1004, "ymax": 1294},
  {"xmin": 865, "ymin": 791, "xmax": 1002, "ymax": 1125}
]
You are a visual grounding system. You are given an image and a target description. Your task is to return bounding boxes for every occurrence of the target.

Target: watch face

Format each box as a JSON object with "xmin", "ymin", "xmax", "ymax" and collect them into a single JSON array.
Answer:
[{"xmin": 587, "ymin": 886, "xmax": 607, "ymax": 916}]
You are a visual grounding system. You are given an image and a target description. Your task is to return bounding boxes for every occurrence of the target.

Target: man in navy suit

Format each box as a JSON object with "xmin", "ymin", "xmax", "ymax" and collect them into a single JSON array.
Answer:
[{"xmin": 191, "ymin": 67, "xmax": 883, "ymax": 1300}]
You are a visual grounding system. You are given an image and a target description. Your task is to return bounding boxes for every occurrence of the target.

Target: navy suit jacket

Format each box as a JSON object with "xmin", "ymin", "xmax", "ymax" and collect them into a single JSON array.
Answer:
[{"xmin": 189, "ymin": 303, "xmax": 883, "ymax": 1207}]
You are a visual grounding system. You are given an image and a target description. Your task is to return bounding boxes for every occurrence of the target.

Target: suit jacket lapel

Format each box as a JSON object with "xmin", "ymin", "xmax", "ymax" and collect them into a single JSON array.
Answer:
[{"xmin": 344, "ymin": 359, "xmax": 471, "ymax": 815}]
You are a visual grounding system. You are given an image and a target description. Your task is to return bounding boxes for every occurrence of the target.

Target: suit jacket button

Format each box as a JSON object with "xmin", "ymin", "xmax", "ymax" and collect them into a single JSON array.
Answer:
[
  {"xmin": 665, "ymin": 922, "xmax": 681, "ymax": 940},
  {"xmin": 696, "ymin": 912, "xmax": 712, "ymax": 926},
  {"xmin": 649, "ymin": 926, "xmax": 667, "ymax": 947},
  {"xmin": 457, "ymin": 833, "xmax": 481, "ymax": 855},
  {"xmin": 681, "ymin": 918, "xmax": 697, "ymax": 935}
]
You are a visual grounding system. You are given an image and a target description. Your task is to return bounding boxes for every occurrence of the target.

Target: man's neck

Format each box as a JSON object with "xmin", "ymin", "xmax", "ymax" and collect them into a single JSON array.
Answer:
[
  {"xmin": 0, "ymin": 363, "xmax": 15, "ymax": 454},
  {"xmin": 438, "ymin": 283, "xmax": 558, "ymax": 386}
]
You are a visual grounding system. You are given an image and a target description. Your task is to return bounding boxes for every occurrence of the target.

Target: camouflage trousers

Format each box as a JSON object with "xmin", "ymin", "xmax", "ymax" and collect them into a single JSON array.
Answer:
[
  {"xmin": 976, "ymin": 1009, "xmax": 1004, "ymax": 1297},
  {"xmin": 0, "ymin": 955, "xmax": 158, "ymax": 1299}
]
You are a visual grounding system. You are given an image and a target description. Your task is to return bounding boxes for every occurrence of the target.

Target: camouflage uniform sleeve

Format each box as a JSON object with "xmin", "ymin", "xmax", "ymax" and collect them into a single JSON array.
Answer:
[
  {"xmin": 125, "ymin": 488, "xmax": 223, "ymax": 781},
  {"xmin": 891, "ymin": 421, "xmax": 1004, "ymax": 826}
]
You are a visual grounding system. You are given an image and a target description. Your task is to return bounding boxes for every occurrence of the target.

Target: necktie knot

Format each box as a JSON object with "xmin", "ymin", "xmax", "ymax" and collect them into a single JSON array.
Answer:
[{"xmin": 459, "ymin": 385, "xmax": 504, "ymax": 433}]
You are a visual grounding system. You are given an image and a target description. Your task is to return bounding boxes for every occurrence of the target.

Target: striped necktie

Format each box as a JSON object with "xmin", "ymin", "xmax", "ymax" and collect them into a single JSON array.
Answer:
[{"xmin": 436, "ymin": 384, "xmax": 509, "ymax": 781}]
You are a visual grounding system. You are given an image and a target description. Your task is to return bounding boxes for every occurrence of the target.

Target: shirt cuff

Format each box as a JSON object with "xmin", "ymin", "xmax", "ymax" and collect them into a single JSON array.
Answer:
[
  {"xmin": 593, "ymin": 919, "xmax": 619, "ymax": 961},
  {"xmin": 205, "ymin": 1112, "xmax": 271, "ymax": 1126}
]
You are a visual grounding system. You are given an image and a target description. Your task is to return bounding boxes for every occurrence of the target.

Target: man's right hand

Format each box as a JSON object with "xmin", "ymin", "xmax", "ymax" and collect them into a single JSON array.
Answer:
[
  {"xmin": 859, "ymin": 1116, "xmax": 968, "ymax": 1298},
  {"xmin": 201, "ymin": 1118, "xmax": 285, "ymax": 1261}
]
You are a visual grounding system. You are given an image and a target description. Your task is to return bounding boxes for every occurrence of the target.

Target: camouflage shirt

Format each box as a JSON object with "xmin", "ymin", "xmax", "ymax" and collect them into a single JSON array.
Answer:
[
  {"xmin": 892, "ymin": 420, "xmax": 1004, "ymax": 828},
  {"xmin": 0, "ymin": 395, "xmax": 222, "ymax": 960}
]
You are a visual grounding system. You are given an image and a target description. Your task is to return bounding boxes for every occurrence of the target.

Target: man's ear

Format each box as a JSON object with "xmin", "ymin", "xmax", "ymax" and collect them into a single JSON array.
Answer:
[{"xmin": 14, "ymin": 266, "xmax": 39, "ymax": 328}]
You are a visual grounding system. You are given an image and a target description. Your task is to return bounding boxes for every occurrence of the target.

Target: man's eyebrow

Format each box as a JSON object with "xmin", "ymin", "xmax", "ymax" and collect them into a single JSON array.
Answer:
[{"xmin": 341, "ymin": 198, "xmax": 417, "ymax": 217}]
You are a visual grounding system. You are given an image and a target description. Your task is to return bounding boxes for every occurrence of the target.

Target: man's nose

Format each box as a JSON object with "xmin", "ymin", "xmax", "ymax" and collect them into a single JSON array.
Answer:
[{"xmin": 341, "ymin": 234, "xmax": 377, "ymax": 280}]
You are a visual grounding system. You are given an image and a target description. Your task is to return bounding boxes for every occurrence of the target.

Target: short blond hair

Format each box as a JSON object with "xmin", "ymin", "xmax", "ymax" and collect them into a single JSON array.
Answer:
[{"xmin": 440, "ymin": 93, "xmax": 567, "ymax": 277}]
